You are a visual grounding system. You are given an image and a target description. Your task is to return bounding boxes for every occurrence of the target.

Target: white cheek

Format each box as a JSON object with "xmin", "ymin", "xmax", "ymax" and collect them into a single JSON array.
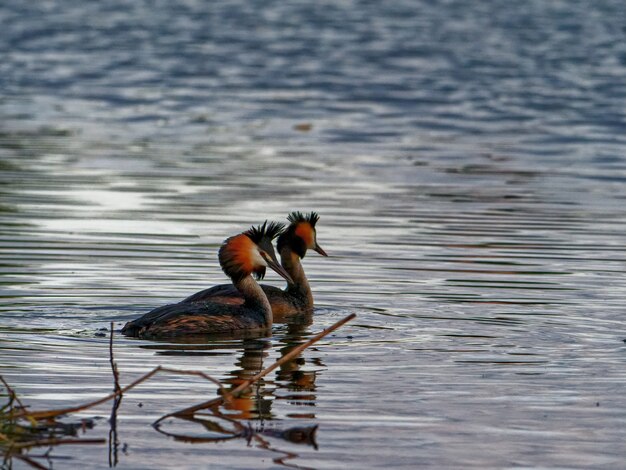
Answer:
[{"xmin": 252, "ymin": 247, "xmax": 267, "ymax": 267}]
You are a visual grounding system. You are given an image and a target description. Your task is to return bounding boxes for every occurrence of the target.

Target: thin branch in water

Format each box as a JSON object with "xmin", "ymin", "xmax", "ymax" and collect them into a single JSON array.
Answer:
[
  {"xmin": 109, "ymin": 322, "xmax": 121, "ymax": 394},
  {"xmin": 1, "ymin": 375, "xmax": 28, "ymax": 413},
  {"xmin": 9, "ymin": 367, "xmax": 163, "ymax": 421},
  {"xmin": 11, "ymin": 365, "xmax": 230, "ymax": 422},
  {"xmin": 108, "ymin": 322, "xmax": 122, "ymax": 468}
]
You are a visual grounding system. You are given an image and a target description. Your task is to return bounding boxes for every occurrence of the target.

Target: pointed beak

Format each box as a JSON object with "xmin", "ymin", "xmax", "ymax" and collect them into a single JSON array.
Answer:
[
  {"xmin": 313, "ymin": 242, "xmax": 328, "ymax": 257},
  {"xmin": 261, "ymin": 252, "xmax": 294, "ymax": 285}
]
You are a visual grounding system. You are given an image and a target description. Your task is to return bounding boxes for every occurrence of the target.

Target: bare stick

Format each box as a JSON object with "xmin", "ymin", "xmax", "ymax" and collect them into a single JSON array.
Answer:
[
  {"xmin": 109, "ymin": 322, "xmax": 121, "ymax": 394},
  {"xmin": 156, "ymin": 313, "xmax": 356, "ymax": 423}
]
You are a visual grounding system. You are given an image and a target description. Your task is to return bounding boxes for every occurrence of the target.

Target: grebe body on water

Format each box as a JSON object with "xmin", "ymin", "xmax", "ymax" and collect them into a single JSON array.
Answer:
[
  {"xmin": 182, "ymin": 212, "xmax": 327, "ymax": 319},
  {"xmin": 121, "ymin": 222, "xmax": 291, "ymax": 338}
]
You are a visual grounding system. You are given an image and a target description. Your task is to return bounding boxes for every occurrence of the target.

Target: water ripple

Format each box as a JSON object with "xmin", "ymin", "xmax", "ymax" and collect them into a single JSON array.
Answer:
[{"xmin": 2, "ymin": 0, "xmax": 626, "ymax": 468}]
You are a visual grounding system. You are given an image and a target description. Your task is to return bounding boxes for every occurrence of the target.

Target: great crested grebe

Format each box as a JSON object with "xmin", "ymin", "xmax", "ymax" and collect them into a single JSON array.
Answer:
[
  {"xmin": 181, "ymin": 212, "xmax": 327, "ymax": 318},
  {"xmin": 121, "ymin": 222, "xmax": 292, "ymax": 338}
]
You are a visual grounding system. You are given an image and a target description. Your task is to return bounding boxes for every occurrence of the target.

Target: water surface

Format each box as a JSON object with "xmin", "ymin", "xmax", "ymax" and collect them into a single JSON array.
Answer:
[{"xmin": 1, "ymin": 0, "xmax": 626, "ymax": 468}]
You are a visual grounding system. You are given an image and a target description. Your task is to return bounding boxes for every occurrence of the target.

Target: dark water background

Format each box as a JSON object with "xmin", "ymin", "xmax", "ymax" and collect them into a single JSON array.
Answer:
[{"xmin": 1, "ymin": 0, "xmax": 626, "ymax": 468}]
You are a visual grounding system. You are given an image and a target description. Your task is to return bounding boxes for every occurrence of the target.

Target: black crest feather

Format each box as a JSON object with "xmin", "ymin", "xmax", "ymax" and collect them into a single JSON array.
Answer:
[
  {"xmin": 286, "ymin": 211, "xmax": 320, "ymax": 228},
  {"xmin": 278, "ymin": 212, "xmax": 321, "ymax": 257},
  {"xmin": 244, "ymin": 220, "xmax": 285, "ymax": 243}
]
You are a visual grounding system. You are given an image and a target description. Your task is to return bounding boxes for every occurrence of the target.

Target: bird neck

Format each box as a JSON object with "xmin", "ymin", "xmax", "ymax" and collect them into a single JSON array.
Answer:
[
  {"xmin": 233, "ymin": 275, "xmax": 273, "ymax": 327},
  {"xmin": 280, "ymin": 248, "xmax": 313, "ymax": 305}
]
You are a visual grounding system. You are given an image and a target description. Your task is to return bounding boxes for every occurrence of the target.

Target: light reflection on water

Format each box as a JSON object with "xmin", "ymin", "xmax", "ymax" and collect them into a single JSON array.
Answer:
[{"xmin": 2, "ymin": 0, "xmax": 626, "ymax": 468}]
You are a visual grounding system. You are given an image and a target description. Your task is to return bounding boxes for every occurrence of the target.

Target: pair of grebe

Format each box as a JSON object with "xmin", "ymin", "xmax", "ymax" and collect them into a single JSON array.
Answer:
[{"xmin": 121, "ymin": 212, "xmax": 326, "ymax": 338}]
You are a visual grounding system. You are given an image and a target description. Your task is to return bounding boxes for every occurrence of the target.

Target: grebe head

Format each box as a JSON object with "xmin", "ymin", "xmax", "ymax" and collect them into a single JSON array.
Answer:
[
  {"xmin": 219, "ymin": 221, "xmax": 293, "ymax": 283},
  {"xmin": 278, "ymin": 211, "xmax": 328, "ymax": 258}
]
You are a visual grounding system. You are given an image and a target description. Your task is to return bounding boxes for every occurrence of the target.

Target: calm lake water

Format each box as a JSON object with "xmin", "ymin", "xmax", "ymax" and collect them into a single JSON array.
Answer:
[{"xmin": 2, "ymin": 0, "xmax": 626, "ymax": 468}]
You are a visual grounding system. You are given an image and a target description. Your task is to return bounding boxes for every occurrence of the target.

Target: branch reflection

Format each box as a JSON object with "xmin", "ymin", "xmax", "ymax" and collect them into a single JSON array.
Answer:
[{"xmin": 143, "ymin": 314, "xmax": 322, "ymax": 468}]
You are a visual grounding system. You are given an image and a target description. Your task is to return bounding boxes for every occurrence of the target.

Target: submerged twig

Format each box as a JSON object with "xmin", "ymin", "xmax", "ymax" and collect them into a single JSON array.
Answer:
[{"xmin": 2, "ymin": 375, "xmax": 107, "ymax": 470}]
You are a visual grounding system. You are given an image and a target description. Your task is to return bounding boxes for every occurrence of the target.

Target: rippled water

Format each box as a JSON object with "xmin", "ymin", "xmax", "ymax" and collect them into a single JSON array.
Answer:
[{"xmin": 2, "ymin": 0, "xmax": 626, "ymax": 468}]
